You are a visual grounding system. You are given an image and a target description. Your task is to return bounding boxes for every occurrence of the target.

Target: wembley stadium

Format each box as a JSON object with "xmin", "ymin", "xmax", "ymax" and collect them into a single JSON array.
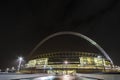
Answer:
[{"xmin": 22, "ymin": 32, "xmax": 119, "ymax": 74}]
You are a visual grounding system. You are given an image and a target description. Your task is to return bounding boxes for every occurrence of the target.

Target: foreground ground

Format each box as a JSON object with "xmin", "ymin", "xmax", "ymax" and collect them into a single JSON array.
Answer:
[{"xmin": 0, "ymin": 73, "xmax": 120, "ymax": 80}]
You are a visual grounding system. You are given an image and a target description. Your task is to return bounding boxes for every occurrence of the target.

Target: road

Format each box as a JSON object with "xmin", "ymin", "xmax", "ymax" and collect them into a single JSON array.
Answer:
[
  {"xmin": 32, "ymin": 75, "xmax": 104, "ymax": 80},
  {"xmin": 0, "ymin": 73, "xmax": 120, "ymax": 80}
]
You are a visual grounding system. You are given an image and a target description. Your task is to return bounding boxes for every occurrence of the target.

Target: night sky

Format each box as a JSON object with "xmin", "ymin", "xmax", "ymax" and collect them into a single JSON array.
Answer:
[{"xmin": 0, "ymin": 0, "xmax": 120, "ymax": 70}]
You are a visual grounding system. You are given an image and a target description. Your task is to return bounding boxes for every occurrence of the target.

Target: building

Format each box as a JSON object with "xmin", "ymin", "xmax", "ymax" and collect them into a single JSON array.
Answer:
[
  {"xmin": 22, "ymin": 32, "xmax": 119, "ymax": 74},
  {"xmin": 24, "ymin": 51, "xmax": 112, "ymax": 74}
]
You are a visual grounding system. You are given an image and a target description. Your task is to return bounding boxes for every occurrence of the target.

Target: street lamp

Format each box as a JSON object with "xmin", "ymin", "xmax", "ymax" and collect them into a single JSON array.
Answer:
[
  {"xmin": 43, "ymin": 65, "xmax": 46, "ymax": 73},
  {"xmin": 17, "ymin": 57, "xmax": 23, "ymax": 72},
  {"xmin": 97, "ymin": 55, "xmax": 105, "ymax": 72},
  {"xmin": 64, "ymin": 61, "xmax": 68, "ymax": 74}
]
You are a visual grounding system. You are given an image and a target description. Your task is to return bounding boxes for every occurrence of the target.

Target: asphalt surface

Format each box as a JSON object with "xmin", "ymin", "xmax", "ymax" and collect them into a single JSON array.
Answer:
[
  {"xmin": 11, "ymin": 75, "xmax": 103, "ymax": 80},
  {"xmin": 33, "ymin": 75, "xmax": 104, "ymax": 80},
  {"xmin": 0, "ymin": 73, "xmax": 120, "ymax": 80}
]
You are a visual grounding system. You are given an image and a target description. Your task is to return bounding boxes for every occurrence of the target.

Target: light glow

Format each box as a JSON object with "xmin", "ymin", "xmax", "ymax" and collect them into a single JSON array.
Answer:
[
  {"xmin": 64, "ymin": 61, "xmax": 68, "ymax": 64},
  {"xmin": 18, "ymin": 57, "xmax": 23, "ymax": 61}
]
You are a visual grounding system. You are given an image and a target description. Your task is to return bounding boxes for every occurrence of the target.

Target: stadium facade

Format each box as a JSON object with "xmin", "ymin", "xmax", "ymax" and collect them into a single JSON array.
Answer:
[
  {"xmin": 22, "ymin": 32, "xmax": 119, "ymax": 74},
  {"xmin": 24, "ymin": 51, "xmax": 112, "ymax": 74}
]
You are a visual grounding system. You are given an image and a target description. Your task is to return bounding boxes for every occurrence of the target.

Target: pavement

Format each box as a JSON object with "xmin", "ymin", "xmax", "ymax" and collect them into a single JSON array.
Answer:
[
  {"xmin": 0, "ymin": 73, "xmax": 120, "ymax": 80},
  {"xmin": 0, "ymin": 73, "xmax": 48, "ymax": 80}
]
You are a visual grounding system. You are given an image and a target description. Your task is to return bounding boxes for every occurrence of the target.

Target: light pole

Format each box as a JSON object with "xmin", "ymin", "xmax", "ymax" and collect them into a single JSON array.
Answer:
[
  {"xmin": 97, "ymin": 55, "xmax": 105, "ymax": 72},
  {"xmin": 64, "ymin": 61, "xmax": 68, "ymax": 74},
  {"xmin": 49, "ymin": 67, "xmax": 52, "ymax": 74},
  {"xmin": 17, "ymin": 57, "xmax": 23, "ymax": 72},
  {"xmin": 43, "ymin": 65, "xmax": 46, "ymax": 73}
]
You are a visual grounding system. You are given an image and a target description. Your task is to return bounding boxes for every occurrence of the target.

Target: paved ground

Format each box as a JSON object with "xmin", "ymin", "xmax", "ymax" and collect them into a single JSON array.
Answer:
[
  {"xmin": 0, "ymin": 73, "xmax": 120, "ymax": 80},
  {"xmin": 33, "ymin": 75, "xmax": 105, "ymax": 80},
  {"xmin": 76, "ymin": 73, "xmax": 120, "ymax": 80},
  {"xmin": 0, "ymin": 73, "xmax": 48, "ymax": 80}
]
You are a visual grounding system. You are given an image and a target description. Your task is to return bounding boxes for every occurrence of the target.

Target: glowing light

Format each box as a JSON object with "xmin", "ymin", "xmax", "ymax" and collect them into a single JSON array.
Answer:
[
  {"xmin": 18, "ymin": 57, "xmax": 23, "ymax": 61},
  {"xmin": 64, "ymin": 61, "xmax": 68, "ymax": 64},
  {"xmin": 97, "ymin": 55, "xmax": 102, "ymax": 58}
]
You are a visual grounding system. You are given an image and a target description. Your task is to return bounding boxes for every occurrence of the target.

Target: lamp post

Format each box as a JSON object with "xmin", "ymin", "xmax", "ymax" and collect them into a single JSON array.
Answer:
[
  {"xmin": 17, "ymin": 57, "xmax": 23, "ymax": 72},
  {"xmin": 97, "ymin": 56, "xmax": 105, "ymax": 72},
  {"xmin": 43, "ymin": 65, "xmax": 46, "ymax": 73},
  {"xmin": 64, "ymin": 61, "xmax": 68, "ymax": 74}
]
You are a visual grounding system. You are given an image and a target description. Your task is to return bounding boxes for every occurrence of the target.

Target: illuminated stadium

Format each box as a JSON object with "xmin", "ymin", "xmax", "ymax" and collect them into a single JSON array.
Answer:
[{"xmin": 23, "ymin": 32, "xmax": 119, "ymax": 74}]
